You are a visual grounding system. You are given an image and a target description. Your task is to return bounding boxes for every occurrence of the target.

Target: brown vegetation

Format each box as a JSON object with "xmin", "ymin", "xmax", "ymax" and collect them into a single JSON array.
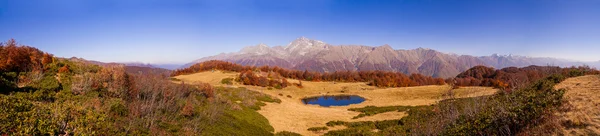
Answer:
[{"xmin": 238, "ymin": 70, "xmax": 289, "ymax": 88}]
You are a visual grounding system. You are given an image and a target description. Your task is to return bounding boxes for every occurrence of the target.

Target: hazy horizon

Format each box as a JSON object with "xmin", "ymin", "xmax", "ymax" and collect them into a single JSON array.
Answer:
[{"xmin": 1, "ymin": 0, "xmax": 599, "ymax": 64}]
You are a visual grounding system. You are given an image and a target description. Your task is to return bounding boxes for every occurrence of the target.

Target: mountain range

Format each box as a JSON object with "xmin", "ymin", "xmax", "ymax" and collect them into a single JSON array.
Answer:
[{"xmin": 184, "ymin": 37, "xmax": 592, "ymax": 78}]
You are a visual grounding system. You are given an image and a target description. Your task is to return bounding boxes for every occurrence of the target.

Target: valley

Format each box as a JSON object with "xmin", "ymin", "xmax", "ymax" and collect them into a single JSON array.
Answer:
[{"xmin": 174, "ymin": 70, "xmax": 498, "ymax": 135}]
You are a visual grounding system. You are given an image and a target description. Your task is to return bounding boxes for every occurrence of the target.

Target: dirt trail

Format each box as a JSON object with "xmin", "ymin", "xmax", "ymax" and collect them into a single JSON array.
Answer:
[
  {"xmin": 554, "ymin": 75, "xmax": 600, "ymax": 135},
  {"xmin": 175, "ymin": 71, "xmax": 498, "ymax": 136}
]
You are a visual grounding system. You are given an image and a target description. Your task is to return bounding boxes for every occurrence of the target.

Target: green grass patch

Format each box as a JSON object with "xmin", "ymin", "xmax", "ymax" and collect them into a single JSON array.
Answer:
[
  {"xmin": 348, "ymin": 105, "xmax": 426, "ymax": 119},
  {"xmin": 274, "ymin": 131, "xmax": 302, "ymax": 136},
  {"xmin": 221, "ymin": 78, "xmax": 234, "ymax": 85},
  {"xmin": 307, "ymin": 126, "xmax": 328, "ymax": 132},
  {"xmin": 199, "ymin": 107, "xmax": 274, "ymax": 136},
  {"xmin": 256, "ymin": 95, "xmax": 282, "ymax": 104},
  {"xmin": 217, "ymin": 86, "xmax": 281, "ymax": 104},
  {"xmin": 169, "ymin": 77, "xmax": 181, "ymax": 81},
  {"xmin": 326, "ymin": 120, "xmax": 347, "ymax": 127},
  {"xmin": 189, "ymin": 86, "xmax": 279, "ymax": 135}
]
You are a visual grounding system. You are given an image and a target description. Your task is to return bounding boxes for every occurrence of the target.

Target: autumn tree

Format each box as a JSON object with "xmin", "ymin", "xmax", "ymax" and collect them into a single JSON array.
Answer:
[{"xmin": 0, "ymin": 39, "xmax": 50, "ymax": 73}]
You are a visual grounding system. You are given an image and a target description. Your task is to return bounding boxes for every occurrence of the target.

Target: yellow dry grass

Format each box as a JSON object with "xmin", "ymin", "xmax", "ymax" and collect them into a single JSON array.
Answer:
[
  {"xmin": 554, "ymin": 75, "xmax": 600, "ymax": 135},
  {"xmin": 174, "ymin": 71, "xmax": 498, "ymax": 136}
]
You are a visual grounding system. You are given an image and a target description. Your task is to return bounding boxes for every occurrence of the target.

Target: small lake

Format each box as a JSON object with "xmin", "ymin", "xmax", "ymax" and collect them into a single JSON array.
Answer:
[{"xmin": 301, "ymin": 95, "xmax": 366, "ymax": 107}]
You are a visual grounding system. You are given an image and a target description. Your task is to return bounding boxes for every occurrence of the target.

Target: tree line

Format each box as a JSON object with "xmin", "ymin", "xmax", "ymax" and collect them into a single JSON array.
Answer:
[
  {"xmin": 451, "ymin": 65, "xmax": 599, "ymax": 90},
  {"xmin": 172, "ymin": 60, "xmax": 446, "ymax": 87}
]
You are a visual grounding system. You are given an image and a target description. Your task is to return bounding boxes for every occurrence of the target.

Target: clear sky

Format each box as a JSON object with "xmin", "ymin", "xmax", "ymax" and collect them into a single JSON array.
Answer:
[{"xmin": 1, "ymin": 0, "xmax": 599, "ymax": 64}]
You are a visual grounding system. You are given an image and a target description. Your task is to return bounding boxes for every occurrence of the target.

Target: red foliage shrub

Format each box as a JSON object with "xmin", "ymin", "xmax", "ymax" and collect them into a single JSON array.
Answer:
[
  {"xmin": 239, "ymin": 70, "xmax": 288, "ymax": 88},
  {"xmin": 196, "ymin": 82, "xmax": 214, "ymax": 98}
]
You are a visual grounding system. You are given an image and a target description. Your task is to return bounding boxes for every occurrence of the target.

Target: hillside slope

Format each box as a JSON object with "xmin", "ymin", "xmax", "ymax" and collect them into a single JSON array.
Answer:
[
  {"xmin": 0, "ymin": 39, "xmax": 280, "ymax": 135},
  {"xmin": 173, "ymin": 70, "xmax": 498, "ymax": 135},
  {"xmin": 554, "ymin": 75, "xmax": 600, "ymax": 135}
]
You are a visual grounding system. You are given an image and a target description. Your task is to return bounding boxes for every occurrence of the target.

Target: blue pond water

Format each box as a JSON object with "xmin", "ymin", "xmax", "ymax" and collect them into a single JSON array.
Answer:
[{"xmin": 301, "ymin": 95, "xmax": 365, "ymax": 107}]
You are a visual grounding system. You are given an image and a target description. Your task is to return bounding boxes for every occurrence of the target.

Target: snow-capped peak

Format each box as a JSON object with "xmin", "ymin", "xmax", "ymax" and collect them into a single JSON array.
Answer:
[
  {"xmin": 296, "ymin": 36, "xmax": 310, "ymax": 41},
  {"xmin": 257, "ymin": 43, "xmax": 268, "ymax": 48},
  {"xmin": 284, "ymin": 37, "xmax": 328, "ymax": 55}
]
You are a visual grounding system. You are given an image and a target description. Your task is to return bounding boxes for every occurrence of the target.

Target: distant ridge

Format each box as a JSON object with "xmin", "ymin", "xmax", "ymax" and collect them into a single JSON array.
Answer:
[
  {"xmin": 184, "ymin": 37, "xmax": 590, "ymax": 78},
  {"xmin": 67, "ymin": 57, "xmax": 180, "ymax": 70},
  {"xmin": 66, "ymin": 57, "xmax": 171, "ymax": 75}
]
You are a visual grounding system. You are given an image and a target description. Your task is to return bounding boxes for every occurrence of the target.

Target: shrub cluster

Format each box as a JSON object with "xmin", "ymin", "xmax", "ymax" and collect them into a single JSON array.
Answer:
[
  {"xmin": 238, "ymin": 70, "xmax": 289, "ymax": 88},
  {"xmin": 324, "ymin": 120, "xmax": 404, "ymax": 136},
  {"xmin": 348, "ymin": 105, "xmax": 425, "ymax": 119},
  {"xmin": 221, "ymin": 77, "xmax": 234, "ymax": 85},
  {"xmin": 442, "ymin": 74, "xmax": 568, "ymax": 135},
  {"xmin": 274, "ymin": 131, "xmax": 302, "ymax": 136},
  {"xmin": 307, "ymin": 126, "xmax": 328, "ymax": 132}
]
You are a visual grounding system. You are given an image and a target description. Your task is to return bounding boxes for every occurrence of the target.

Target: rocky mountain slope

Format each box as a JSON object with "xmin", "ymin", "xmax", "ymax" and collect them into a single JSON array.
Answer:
[{"xmin": 184, "ymin": 37, "xmax": 588, "ymax": 78}]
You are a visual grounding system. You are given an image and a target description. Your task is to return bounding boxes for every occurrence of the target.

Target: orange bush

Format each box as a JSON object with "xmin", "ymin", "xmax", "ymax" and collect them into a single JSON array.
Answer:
[{"xmin": 58, "ymin": 65, "xmax": 70, "ymax": 73}]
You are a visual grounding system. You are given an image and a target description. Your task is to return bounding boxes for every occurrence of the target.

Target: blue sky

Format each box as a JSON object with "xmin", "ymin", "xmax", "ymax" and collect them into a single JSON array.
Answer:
[{"xmin": 1, "ymin": 0, "xmax": 599, "ymax": 64}]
